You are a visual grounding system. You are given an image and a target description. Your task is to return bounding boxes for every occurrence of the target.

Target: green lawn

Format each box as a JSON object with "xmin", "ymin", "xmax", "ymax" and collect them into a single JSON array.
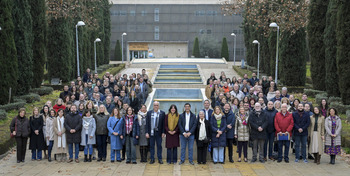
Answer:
[{"xmin": 232, "ymin": 66, "xmax": 253, "ymax": 78}]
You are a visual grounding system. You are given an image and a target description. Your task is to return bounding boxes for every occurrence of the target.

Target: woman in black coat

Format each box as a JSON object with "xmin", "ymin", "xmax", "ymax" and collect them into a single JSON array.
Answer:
[
  {"xmin": 129, "ymin": 90, "xmax": 140, "ymax": 113},
  {"xmin": 10, "ymin": 108, "xmax": 31, "ymax": 163},
  {"xmin": 29, "ymin": 107, "xmax": 46, "ymax": 161},
  {"xmin": 195, "ymin": 111, "xmax": 211, "ymax": 164}
]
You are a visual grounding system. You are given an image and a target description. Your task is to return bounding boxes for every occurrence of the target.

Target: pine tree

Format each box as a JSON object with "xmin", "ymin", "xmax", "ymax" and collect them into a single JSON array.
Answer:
[
  {"xmin": 102, "ymin": 0, "xmax": 111, "ymax": 64},
  {"xmin": 12, "ymin": 0, "xmax": 33, "ymax": 95},
  {"xmin": 192, "ymin": 37, "xmax": 200, "ymax": 58},
  {"xmin": 221, "ymin": 37, "xmax": 229, "ymax": 61},
  {"xmin": 114, "ymin": 40, "xmax": 122, "ymax": 61},
  {"xmin": 0, "ymin": 0, "xmax": 18, "ymax": 104},
  {"xmin": 307, "ymin": 0, "xmax": 329, "ymax": 90},
  {"xmin": 30, "ymin": 0, "xmax": 47, "ymax": 88},
  {"xmin": 324, "ymin": 0, "xmax": 340, "ymax": 97},
  {"xmin": 336, "ymin": 0, "xmax": 350, "ymax": 105},
  {"xmin": 268, "ymin": 31, "xmax": 277, "ymax": 77}
]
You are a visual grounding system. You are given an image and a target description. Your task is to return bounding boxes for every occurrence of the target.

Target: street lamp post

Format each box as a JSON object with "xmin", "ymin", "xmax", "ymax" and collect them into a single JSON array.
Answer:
[
  {"xmin": 94, "ymin": 38, "xmax": 101, "ymax": 74},
  {"xmin": 231, "ymin": 33, "xmax": 236, "ymax": 66},
  {"xmin": 75, "ymin": 21, "xmax": 85, "ymax": 77},
  {"xmin": 269, "ymin": 22, "xmax": 279, "ymax": 84},
  {"xmin": 121, "ymin": 32, "xmax": 127, "ymax": 63},
  {"xmin": 252, "ymin": 40, "xmax": 260, "ymax": 79}
]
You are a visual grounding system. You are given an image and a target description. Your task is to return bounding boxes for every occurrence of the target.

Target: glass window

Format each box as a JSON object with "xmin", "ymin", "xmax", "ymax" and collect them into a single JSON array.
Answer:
[
  {"xmin": 130, "ymin": 10, "xmax": 135, "ymax": 16},
  {"xmin": 120, "ymin": 11, "xmax": 127, "ymax": 16},
  {"xmin": 154, "ymin": 26, "xmax": 159, "ymax": 40},
  {"xmin": 154, "ymin": 8, "xmax": 159, "ymax": 21},
  {"xmin": 199, "ymin": 29, "xmax": 205, "ymax": 34},
  {"xmin": 141, "ymin": 10, "xmax": 147, "ymax": 16},
  {"xmin": 207, "ymin": 29, "xmax": 212, "ymax": 34}
]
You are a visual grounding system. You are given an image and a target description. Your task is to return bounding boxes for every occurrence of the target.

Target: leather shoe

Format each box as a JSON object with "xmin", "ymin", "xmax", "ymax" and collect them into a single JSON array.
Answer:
[
  {"xmin": 189, "ymin": 161, "xmax": 194, "ymax": 165},
  {"xmin": 229, "ymin": 159, "xmax": 234, "ymax": 163},
  {"xmin": 179, "ymin": 160, "xmax": 184, "ymax": 165},
  {"xmin": 158, "ymin": 160, "xmax": 163, "ymax": 164},
  {"xmin": 149, "ymin": 159, "xmax": 155, "ymax": 164}
]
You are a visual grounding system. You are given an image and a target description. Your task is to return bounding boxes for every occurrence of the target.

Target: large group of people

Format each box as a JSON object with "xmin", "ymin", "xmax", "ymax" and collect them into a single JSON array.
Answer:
[{"xmin": 9, "ymin": 70, "xmax": 342, "ymax": 166}]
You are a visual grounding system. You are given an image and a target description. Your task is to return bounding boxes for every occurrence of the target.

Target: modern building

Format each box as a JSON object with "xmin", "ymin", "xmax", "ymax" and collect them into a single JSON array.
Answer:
[{"xmin": 110, "ymin": 0, "xmax": 245, "ymax": 61}]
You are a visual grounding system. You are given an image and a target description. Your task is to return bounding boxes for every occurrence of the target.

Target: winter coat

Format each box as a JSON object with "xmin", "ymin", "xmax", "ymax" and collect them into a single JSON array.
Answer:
[
  {"xmin": 274, "ymin": 111, "xmax": 294, "ymax": 137},
  {"xmin": 234, "ymin": 112, "xmax": 250, "ymax": 141},
  {"xmin": 195, "ymin": 118, "xmax": 211, "ymax": 147},
  {"xmin": 94, "ymin": 113, "xmax": 109, "ymax": 135},
  {"xmin": 80, "ymin": 116, "xmax": 96, "ymax": 145},
  {"xmin": 122, "ymin": 115, "xmax": 140, "ymax": 145},
  {"xmin": 178, "ymin": 112, "xmax": 197, "ymax": 136},
  {"xmin": 138, "ymin": 113, "xmax": 148, "ymax": 146},
  {"xmin": 107, "ymin": 117, "xmax": 124, "ymax": 150},
  {"xmin": 10, "ymin": 116, "xmax": 30, "ymax": 138},
  {"xmin": 292, "ymin": 111, "xmax": 310, "ymax": 136},
  {"xmin": 249, "ymin": 110, "xmax": 268, "ymax": 140},
  {"xmin": 325, "ymin": 116, "xmax": 342, "ymax": 146},
  {"xmin": 308, "ymin": 115, "xmax": 325, "ymax": 153},
  {"xmin": 29, "ymin": 115, "xmax": 46, "ymax": 150},
  {"xmin": 146, "ymin": 110, "xmax": 166, "ymax": 136},
  {"xmin": 53, "ymin": 116, "xmax": 68, "ymax": 154},
  {"xmin": 224, "ymin": 110, "xmax": 235, "ymax": 139},
  {"xmin": 210, "ymin": 114, "xmax": 227, "ymax": 148},
  {"xmin": 265, "ymin": 108, "xmax": 278, "ymax": 134},
  {"xmin": 104, "ymin": 103, "xmax": 115, "ymax": 114},
  {"xmin": 64, "ymin": 111, "xmax": 82, "ymax": 144},
  {"xmin": 129, "ymin": 97, "xmax": 140, "ymax": 113},
  {"xmin": 164, "ymin": 114, "xmax": 180, "ymax": 148},
  {"xmin": 46, "ymin": 116, "xmax": 55, "ymax": 141}
]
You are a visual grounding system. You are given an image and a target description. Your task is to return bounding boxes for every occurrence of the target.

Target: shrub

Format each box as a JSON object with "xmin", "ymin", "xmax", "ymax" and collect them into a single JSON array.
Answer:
[
  {"xmin": 110, "ymin": 64, "xmax": 125, "ymax": 75},
  {"xmin": 329, "ymin": 102, "xmax": 350, "ymax": 114},
  {"xmin": 0, "ymin": 101, "xmax": 26, "ymax": 112},
  {"xmin": 347, "ymin": 110, "xmax": 350, "ymax": 122},
  {"xmin": 328, "ymin": 96, "xmax": 342, "ymax": 104},
  {"xmin": 17, "ymin": 93, "xmax": 40, "ymax": 103},
  {"xmin": 29, "ymin": 86, "xmax": 53, "ymax": 96},
  {"xmin": 0, "ymin": 109, "xmax": 7, "ymax": 120},
  {"xmin": 303, "ymin": 89, "xmax": 327, "ymax": 97},
  {"xmin": 315, "ymin": 93, "xmax": 328, "ymax": 105}
]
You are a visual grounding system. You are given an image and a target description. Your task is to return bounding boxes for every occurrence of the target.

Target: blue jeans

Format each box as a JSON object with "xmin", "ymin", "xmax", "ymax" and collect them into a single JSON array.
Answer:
[
  {"xmin": 110, "ymin": 150, "xmax": 121, "ymax": 161},
  {"xmin": 68, "ymin": 143, "xmax": 80, "ymax": 159},
  {"xmin": 125, "ymin": 135, "xmax": 136, "ymax": 162},
  {"xmin": 167, "ymin": 148, "xmax": 178, "ymax": 163},
  {"xmin": 213, "ymin": 147, "xmax": 224, "ymax": 162},
  {"xmin": 180, "ymin": 135, "xmax": 194, "ymax": 162},
  {"xmin": 84, "ymin": 135, "xmax": 93, "ymax": 155},
  {"xmin": 278, "ymin": 140, "xmax": 290, "ymax": 161},
  {"xmin": 264, "ymin": 132, "xmax": 275, "ymax": 158},
  {"xmin": 96, "ymin": 135, "xmax": 107, "ymax": 159},
  {"xmin": 31, "ymin": 149, "xmax": 42, "ymax": 160},
  {"xmin": 294, "ymin": 135, "xmax": 307, "ymax": 160},
  {"xmin": 48, "ymin": 141, "xmax": 54, "ymax": 159},
  {"xmin": 149, "ymin": 131, "xmax": 162, "ymax": 160}
]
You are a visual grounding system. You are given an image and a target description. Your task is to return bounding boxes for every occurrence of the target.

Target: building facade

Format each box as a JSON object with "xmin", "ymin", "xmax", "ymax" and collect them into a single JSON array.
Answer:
[{"xmin": 110, "ymin": 0, "xmax": 245, "ymax": 61}]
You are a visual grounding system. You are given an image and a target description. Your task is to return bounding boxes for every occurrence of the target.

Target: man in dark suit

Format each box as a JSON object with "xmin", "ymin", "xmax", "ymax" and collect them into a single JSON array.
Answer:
[
  {"xmin": 146, "ymin": 101, "xmax": 165, "ymax": 164},
  {"xmin": 178, "ymin": 103, "xmax": 197, "ymax": 165},
  {"xmin": 202, "ymin": 99, "xmax": 213, "ymax": 121}
]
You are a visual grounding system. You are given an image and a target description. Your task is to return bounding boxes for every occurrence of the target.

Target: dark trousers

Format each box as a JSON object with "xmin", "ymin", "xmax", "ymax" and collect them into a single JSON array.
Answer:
[
  {"xmin": 197, "ymin": 146, "xmax": 208, "ymax": 163},
  {"xmin": 122, "ymin": 144, "xmax": 126, "ymax": 159},
  {"xmin": 149, "ymin": 132, "xmax": 162, "ymax": 160},
  {"xmin": 166, "ymin": 147, "xmax": 177, "ymax": 163},
  {"xmin": 15, "ymin": 137, "xmax": 28, "ymax": 161},
  {"xmin": 264, "ymin": 132, "xmax": 275, "ymax": 158},
  {"xmin": 237, "ymin": 141, "xmax": 248, "ymax": 158},
  {"xmin": 48, "ymin": 140, "xmax": 54, "ymax": 159},
  {"xmin": 278, "ymin": 140, "xmax": 290, "ymax": 161},
  {"xmin": 96, "ymin": 135, "xmax": 107, "ymax": 159},
  {"xmin": 227, "ymin": 139, "xmax": 234, "ymax": 160}
]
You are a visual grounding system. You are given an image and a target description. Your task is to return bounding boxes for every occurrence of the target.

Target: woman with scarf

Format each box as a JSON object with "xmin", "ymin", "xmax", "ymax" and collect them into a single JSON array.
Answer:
[
  {"xmin": 53, "ymin": 109, "xmax": 67, "ymax": 162},
  {"xmin": 94, "ymin": 104, "xmax": 109, "ymax": 161},
  {"xmin": 81, "ymin": 110, "xmax": 96, "ymax": 162},
  {"xmin": 123, "ymin": 107, "xmax": 139, "ymax": 164},
  {"xmin": 29, "ymin": 107, "xmax": 46, "ymax": 161},
  {"xmin": 41, "ymin": 105, "xmax": 49, "ymax": 159},
  {"xmin": 108, "ymin": 108, "xmax": 124, "ymax": 162},
  {"xmin": 195, "ymin": 111, "xmax": 211, "ymax": 164},
  {"xmin": 137, "ymin": 105, "xmax": 149, "ymax": 162},
  {"xmin": 234, "ymin": 107, "xmax": 250, "ymax": 162},
  {"xmin": 325, "ymin": 108, "xmax": 342, "ymax": 164},
  {"xmin": 46, "ymin": 109, "xmax": 56, "ymax": 162},
  {"xmin": 210, "ymin": 106, "xmax": 227, "ymax": 164},
  {"xmin": 308, "ymin": 107, "xmax": 325, "ymax": 165},
  {"xmin": 164, "ymin": 104, "xmax": 180, "ymax": 164}
]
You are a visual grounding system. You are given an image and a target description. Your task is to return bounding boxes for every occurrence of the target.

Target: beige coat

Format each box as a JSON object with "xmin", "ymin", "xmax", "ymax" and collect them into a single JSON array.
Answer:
[
  {"xmin": 308, "ymin": 115, "xmax": 325, "ymax": 154},
  {"xmin": 325, "ymin": 116, "xmax": 342, "ymax": 146},
  {"xmin": 52, "ymin": 117, "xmax": 68, "ymax": 154},
  {"xmin": 46, "ymin": 117, "xmax": 55, "ymax": 141},
  {"xmin": 234, "ymin": 112, "xmax": 250, "ymax": 142},
  {"xmin": 205, "ymin": 85, "xmax": 213, "ymax": 99}
]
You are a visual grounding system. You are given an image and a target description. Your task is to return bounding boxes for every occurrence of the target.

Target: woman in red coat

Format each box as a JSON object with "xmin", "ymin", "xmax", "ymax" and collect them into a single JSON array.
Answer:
[{"xmin": 164, "ymin": 104, "xmax": 180, "ymax": 164}]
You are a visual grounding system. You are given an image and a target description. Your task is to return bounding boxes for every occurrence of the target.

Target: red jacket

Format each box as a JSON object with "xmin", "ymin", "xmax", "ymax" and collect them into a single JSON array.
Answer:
[{"xmin": 274, "ymin": 111, "xmax": 294, "ymax": 137}]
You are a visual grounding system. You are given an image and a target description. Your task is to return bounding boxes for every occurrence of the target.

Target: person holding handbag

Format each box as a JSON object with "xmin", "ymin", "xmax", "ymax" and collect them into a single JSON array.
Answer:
[
  {"xmin": 107, "ymin": 108, "xmax": 124, "ymax": 162},
  {"xmin": 195, "ymin": 111, "xmax": 211, "ymax": 164},
  {"xmin": 10, "ymin": 108, "xmax": 30, "ymax": 163}
]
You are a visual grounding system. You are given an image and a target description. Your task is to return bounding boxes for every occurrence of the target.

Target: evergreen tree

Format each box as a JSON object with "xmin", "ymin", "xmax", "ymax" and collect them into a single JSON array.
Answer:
[
  {"xmin": 102, "ymin": 0, "xmax": 111, "ymax": 64},
  {"xmin": 0, "ymin": 0, "xmax": 18, "ymax": 104},
  {"xmin": 307, "ymin": 0, "xmax": 329, "ymax": 90},
  {"xmin": 324, "ymin": 0, "xmax": 340, "ymax": 97},
  {"xmin": 221, "ymin": 37, "xmax": 229, "ymax": 61},
  {"xmin": 114, "ymin": 40, "xmax": 122, "ymax": 61},
  {"xmin": 30, "ymin": 0, "xmax": 47, "ymax": 88},
  {"xmin": 268, "ymin": 30, "xmax": 277, "ymax": 77},
  {"xmin": 260, "ymin": 36, "xmax": 270, "ymax": 74},
  {"xmin": 12, "ymin": 0, "xmax": 33, "ymax": 95},
  {"xmin": 192, "ymin": 37, "xmax": 200, "ymax": 58},
  {"xmin": 336, "ymin": 0, "xmax": 350, "ymax": 105}
]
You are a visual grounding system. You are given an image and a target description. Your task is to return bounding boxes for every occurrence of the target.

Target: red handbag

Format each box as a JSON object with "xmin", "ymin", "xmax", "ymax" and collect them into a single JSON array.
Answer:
[{"xmin": 10, "ymin": 118, "xmax": 17, "ymax": 138}]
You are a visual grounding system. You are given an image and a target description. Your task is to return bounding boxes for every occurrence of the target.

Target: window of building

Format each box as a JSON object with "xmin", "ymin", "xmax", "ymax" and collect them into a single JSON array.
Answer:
[
  {"xmin": 130, "ymin": 10, "xmax": 135, "ymax": 16},
  {"xmin": 207, "ymin": 29, "xmax": 212, "ymax": 34},
  {"xmin": 154, "ymin": 26, "xmax": 159, "ymax": 40},
  {"xmin": 141, "ymin": 10, "xmax": 147, "ymax": 16},
  {"xmin": 110, "ymin": 10, "xmax": 119, "ymax": 16},
  {"xmin": 120, "ymin": 11, "xmax": 127, "ymax": 16},
  {"xmin": 154, "ymin": 8, "xmax": 159, "ymax": 21},
  {"xmin": 199, "ymin": 29, "xmax": 205, "ymax": 34}
]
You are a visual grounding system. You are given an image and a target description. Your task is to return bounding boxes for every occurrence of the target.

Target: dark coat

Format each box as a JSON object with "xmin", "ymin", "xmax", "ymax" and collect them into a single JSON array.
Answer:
[
  {"xmin": 224, "ymin": 110, "xmax": 235, "ymax": 139},
  {"xmin": 265, "ymin": 108, "xmax": 278, "ymax": 133},
  {"xmin": 59, "ymin": 91, "xmax": 72, "ymax": 100},
  {"xmin": 94, "ymin": 113, "xmax": 109, "ymax": 135},
  {"xmin": 249, "ymin": 110, "xmax": 268, "ymax": 140},
  {"xmin": 195, "ymin": 118, "xmax": 211, "ymax": 147},
  {"xmin": 249, "ymin": 77, "xmax": 259, "ymax": 87},
  {"xmin": 122, "ymin": 115, "xmax": 140, "ymax": 145},
  {"xmin": 146, "ymin": 110, "xmax": 166, "ymax": 136},
  {"xmin": 202, "ymin": 109, "xmax": 213, "ymax": 121},
  {"xmin": 10, "ymin": 116, "xmax": 30, "ymax": 138},
  {"xmin": 164, "ymin": 114, "xmax": 180, "ymax": 148},
  {"xmin": 64, "ymin": 111, "xmax": 82, "ymax": 143},
  {"xmin": 210, "ymin": 114, "xmax": 227, "ymax": 148},
  {"xmin": 178, "ymin": 112, "xmax": 197, "ymax": 136},
  {"xmin": 104, "ymin": 103, "xmax": 115, "ymax": 115},
  {"xmin": 29, "ymin": 115, "xmax": 46, "ymax": 150},
  {"xmin": 292, "ymin": 111, "xmax": 310, "ymax": 136},
  {"xmin": 129, "ymin": 97, "xmax": 140, "ymax": 113}
]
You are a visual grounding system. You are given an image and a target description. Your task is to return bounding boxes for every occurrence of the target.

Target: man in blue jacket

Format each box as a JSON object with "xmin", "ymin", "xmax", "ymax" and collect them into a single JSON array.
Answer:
[
  {"xmin": 179, "ymin": 103, "xmax": 197, "ymax": 165},
  {"xmin": 223, "ymin": 103, "xmax": 235, "ymax": 163},
  {"xmin": 292, "ymin": 103, "xmax": 310, "ymax": 163},
  {"xmin": 146, "ymin": 101, "xmax": 165, "ymax": 164}
]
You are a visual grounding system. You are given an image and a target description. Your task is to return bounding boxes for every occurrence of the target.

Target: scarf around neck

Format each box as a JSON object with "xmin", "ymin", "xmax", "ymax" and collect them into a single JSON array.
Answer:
[
  {"xmin": 214, "ymin": 113, "xmax": 222, "ymax": 121},
  {"xmin": 168, "ymin": 113, "xmax": 179, "ymax": 131},
  {"xmin": 138, "ymin": 111, "xmax": 146, "ymax": 126},
  {"xmin": 199, "ymin": 118, "xmax": 206, "ymax": 140}
]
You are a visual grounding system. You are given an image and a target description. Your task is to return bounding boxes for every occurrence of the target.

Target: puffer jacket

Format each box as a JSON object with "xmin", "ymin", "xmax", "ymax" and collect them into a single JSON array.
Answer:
[{"xmin": 234, "ymin": 112, "xmax": 250, "ymax": 141}]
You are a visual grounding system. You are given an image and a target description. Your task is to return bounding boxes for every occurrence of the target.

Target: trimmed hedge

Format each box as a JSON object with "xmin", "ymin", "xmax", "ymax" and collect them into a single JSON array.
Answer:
[
  {"xmin": 0, "ymin": 109, "xmax": 7, "ymax": 120},
  {"xmin": 329, "ymin": 102, "xmax": 350, "ymax": 114},
  {"xmin": 29, "ymin": 86, "xmax": 53, "ymax": 96},
  {"xmin": 0, "ymin": 101, "xmax": 26, "ymax": 112},
  {"xmin": 17, "ymin": 93, "xmax": 40, "ymax": 103},
  {"xmin": 315, "ymin": 93, "xmax": 328, "ymax": 105},
  {"xmin": 110, "ymin": 64, "xmax": 125, "ymax": 76},
  {"xmin": 328, "ymin": 96, "xmax": 342, "ymax": 104},
  {"xmin": 303, "ymin": 89, "xmax": 327, "ymax": 97}
]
